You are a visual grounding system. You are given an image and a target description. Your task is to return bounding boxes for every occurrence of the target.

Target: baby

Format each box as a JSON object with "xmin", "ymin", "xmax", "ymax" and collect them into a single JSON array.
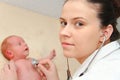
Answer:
[{"xmin": 1, "ymin": 35, "xmax": 55, "ymax": 80}]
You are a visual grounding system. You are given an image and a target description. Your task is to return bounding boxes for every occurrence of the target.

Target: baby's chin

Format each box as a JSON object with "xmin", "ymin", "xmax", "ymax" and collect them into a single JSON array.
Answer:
[
  {"xmin": 24, "ymin": 51, "xmax": 29, "ymax": 57},
  {"xmin": 26, "ymin": 52, "xmax": 29, "ymax": 56}
]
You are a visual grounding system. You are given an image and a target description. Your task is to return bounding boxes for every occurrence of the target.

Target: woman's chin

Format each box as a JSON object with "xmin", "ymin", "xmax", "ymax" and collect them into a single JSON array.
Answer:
[{"xmin": 64, "ymin": 53, "xmax": 72, "ymax": 58}]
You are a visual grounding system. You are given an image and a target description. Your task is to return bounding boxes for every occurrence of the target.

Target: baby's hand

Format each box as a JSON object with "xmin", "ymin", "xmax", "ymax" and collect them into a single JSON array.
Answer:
[
  {"xmin": 39, "ymin": 49, "xmax": 56, "ymax": 61},
  {"xmin": 46, "ymin": 49, "xmax": 56, "ymax": 60}
]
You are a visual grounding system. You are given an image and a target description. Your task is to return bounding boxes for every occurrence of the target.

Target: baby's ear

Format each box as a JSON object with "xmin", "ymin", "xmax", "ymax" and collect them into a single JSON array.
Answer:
[{"xmin": 5, "ymin": 50, "xmax": 14, "ymax": 60}]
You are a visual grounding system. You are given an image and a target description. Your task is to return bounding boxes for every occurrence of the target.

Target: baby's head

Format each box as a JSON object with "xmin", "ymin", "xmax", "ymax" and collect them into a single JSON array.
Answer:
[{"xmin": 1, "ymin": 35, "xmax": 29, "ymax": 61}]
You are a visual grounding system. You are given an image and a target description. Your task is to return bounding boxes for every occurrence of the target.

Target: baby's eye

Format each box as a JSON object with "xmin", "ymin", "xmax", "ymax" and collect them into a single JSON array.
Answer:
[
  {"xmin": 75, "ymin": 22, "xmax": 84, "ymax": 27},
  {"xmin": 18, "ymin": 42, "xmax": 21, "ymax": 45},
  {"xmin": 60, "ymin": 21, "xmax": 67, "ymax": 27}
]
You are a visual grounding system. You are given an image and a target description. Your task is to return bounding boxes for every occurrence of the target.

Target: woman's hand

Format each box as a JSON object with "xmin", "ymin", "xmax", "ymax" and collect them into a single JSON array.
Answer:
[
  {"xmin": 38, "ymin": 50, "xmax": 59, "ymax": 80},
  {"xmin": 38, "ymin": 59, "xmax": 59, "ymax": 80},
  {"xmin": 0, "ymin": 60, "xmax": 18, "ymax": 80}
]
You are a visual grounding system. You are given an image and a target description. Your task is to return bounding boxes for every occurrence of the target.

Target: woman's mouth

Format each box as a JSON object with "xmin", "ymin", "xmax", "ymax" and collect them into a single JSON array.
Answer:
[{"xmin": 62, "ymin": 42, "xmax": 74, "ymax": 47}]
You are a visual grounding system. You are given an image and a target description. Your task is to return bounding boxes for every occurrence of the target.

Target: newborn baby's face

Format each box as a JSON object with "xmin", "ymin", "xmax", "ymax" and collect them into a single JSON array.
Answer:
[{"xmin": 9, "ymin": 36, "xmax": 29, "ymax": 59}]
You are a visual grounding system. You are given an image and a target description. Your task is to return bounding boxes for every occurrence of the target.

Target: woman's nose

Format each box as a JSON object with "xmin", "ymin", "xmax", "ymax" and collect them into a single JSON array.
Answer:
[{"xmin": 60, "ymin": 26, "xmax": 72, "ymax": 37}]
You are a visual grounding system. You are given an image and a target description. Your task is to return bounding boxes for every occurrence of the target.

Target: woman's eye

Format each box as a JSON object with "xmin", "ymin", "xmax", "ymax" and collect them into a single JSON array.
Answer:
[
  {"xmin": 60, "ymin": 21, "xmax": 67, "ymax": 27},
  {"xmin": 75, "ymin": 22, "xmax": 83, "ymax": 27}
]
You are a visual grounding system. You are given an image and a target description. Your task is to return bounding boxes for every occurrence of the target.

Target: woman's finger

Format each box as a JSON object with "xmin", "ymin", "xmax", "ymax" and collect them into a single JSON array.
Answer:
[
  {"xmin": 38, "ymin": 59, "xmax": 51, "ymax": 74},
  {"xmin": 9, "ymin": 60, "xmax": 16, "ymax": 71}
]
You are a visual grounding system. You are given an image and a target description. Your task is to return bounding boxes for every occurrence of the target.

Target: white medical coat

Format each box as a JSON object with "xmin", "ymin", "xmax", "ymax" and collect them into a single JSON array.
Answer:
[{"xmin": 72, "ymin": 41, "xmax": 120, "ymax": 80}]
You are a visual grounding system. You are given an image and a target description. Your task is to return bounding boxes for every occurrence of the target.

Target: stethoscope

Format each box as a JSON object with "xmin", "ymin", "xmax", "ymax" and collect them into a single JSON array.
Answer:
[{"xmin": 66, "ymin": 36, "xmax": 108, "ymax": 80}]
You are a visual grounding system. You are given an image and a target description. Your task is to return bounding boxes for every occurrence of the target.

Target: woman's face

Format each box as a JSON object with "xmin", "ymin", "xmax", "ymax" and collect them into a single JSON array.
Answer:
[{"xmin": 59, "ymin": 0, "xmax": 103, "ymax": 63}]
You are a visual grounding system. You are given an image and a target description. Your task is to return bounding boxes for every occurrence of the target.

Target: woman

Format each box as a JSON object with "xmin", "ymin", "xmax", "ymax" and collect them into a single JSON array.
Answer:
[{"xmin": 39, "ymin": 0, "xmax": 120, "ymax": 80}]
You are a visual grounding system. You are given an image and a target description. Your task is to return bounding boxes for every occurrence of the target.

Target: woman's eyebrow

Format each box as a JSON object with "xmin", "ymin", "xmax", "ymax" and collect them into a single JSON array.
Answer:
[
  {"xmin": 59, "ymin": 17, "xmax": 65, "ymax": 20},
  {"xmin": 72, "ymin": 17, "xmax": 87, "ymax": 21},
  {"xmin": 59, "ymin": 17, "xmax": 87, "ymax": 21}
]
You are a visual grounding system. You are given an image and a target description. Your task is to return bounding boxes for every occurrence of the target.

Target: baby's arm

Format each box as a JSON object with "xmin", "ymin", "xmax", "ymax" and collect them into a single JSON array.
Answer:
[{"xmin": 31, "ymin": 50, "xmax": 56, "ymax": 66}]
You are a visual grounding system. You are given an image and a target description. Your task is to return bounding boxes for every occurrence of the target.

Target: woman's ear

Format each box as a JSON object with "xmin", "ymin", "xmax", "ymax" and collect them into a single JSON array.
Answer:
[
  {"xmin": 100, "ymin": 24, "xmax": 113, "ymax": 42},
  {"xmin": 5, "ymin": 50, "xmax": 14, "ymax": 60}
]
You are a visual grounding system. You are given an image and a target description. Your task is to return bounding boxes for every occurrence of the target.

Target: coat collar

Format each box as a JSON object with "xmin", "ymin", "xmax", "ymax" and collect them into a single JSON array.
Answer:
[{"xmin": 73, "ymin": 41, "xmax": 120, "ymax": 78}]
